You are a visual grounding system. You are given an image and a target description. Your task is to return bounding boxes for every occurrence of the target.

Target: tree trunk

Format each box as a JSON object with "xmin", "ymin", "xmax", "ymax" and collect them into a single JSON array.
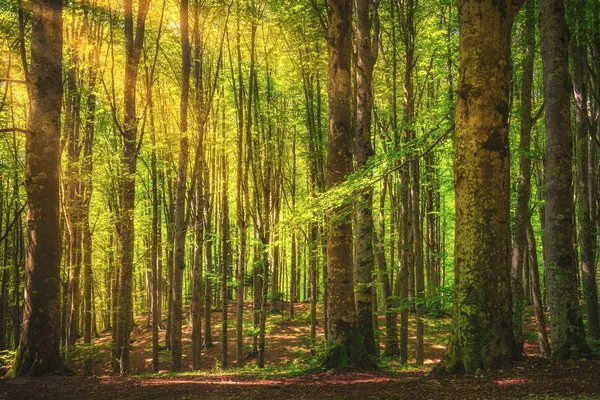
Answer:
[
  {"xmin": 434, "ymin": 0, "xmax": 523, "ymax": 375},
  {"xmin": 113, "ymin": 0, "xmax": 149, "ymax": 375},
  {"xmin": 171, "ymin": 136, "xmax": 188, "ymax": 372},
  {"xmin": 539, "ymin": 0, "xmax": 591, "ymax": 359},
  {"xmin": 376, "ymin": 178, "xmax": 398, "ymax": 356},
  {"xmin": 322, "ymin": 0, "xmax": 376, "ymax": 371},
  {"xmin": 570, "ymin": 0, "xmax": 600, "ymax": 340},
  {"xmin": 171, "ymin": 0, "xmax": 192, "ymax": 372},
  {"xmin": 526, "ymin": 221, "xmax": 551, "ymax": 357},
  {"xmin": 354, "ymin": 0, "xmax": 379, "ymax": 357},
  {"xmin": 221, "ymin": 138, "xmax": 230, "ymax": 369},
  {"xmin": 512, "ymin": 0, "xmax": 535, "ymax": 351},
  {"xmin": 7, "ymin": 0, "xmax": 69, "ymax": 377}
]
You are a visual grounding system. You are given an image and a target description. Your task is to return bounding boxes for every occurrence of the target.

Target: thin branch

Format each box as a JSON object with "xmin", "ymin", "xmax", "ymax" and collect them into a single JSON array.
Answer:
[
  {"xmin": 0, "ymin": 127, "xmax": 31, "ymax": 135},
  {"xmin": 531, "ymin": 100, "xmax": 545, "ymax": 125},
  {"xmin": 0, "ymin": 203, "xmax": 26, "ymax": 245}
]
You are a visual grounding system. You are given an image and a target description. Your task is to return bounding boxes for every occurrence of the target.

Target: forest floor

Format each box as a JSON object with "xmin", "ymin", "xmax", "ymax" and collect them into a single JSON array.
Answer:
[{"xmin": 1, "ymin": 302, "xmax": 599, "ymax": 399}]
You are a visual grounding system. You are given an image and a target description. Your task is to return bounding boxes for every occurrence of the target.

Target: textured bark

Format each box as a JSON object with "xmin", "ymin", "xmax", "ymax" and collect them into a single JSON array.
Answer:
[
  {"xmin": 6, "ymin": 0, "xmax": 68, "ymax": 378},
  {"xmin": 539, "ymin": 0, "xmax": 591, "ymax": 359},
  {"xmin": 171, "ymin": 0, "xmax": 192, "ymax": 372},
  {"xmin": 354, "ymin": 0, "xmax": 379, "ymax": 357},
  {"xmin": 322, "ymin": 0, "xmax": 376, "ymax": 371},
  {"xmin": 570, "ymin": 0, "xmax": 600, "ymax": 340},
  {"xmin": 396, "ymin": 0, "xmax": 417, "ymax": 365},
  {"xmin": 114, "ymin": 0, "xmax": 149, "ymax": 375},
  {"xmin": 434, "ymin": 0, "xmax": 522, "ymax": 375}
]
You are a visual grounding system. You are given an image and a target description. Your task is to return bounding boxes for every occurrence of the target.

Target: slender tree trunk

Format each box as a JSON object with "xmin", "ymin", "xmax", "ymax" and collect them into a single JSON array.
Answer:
[
  {"xmin": 570, "ymin": 0, "xmax": 600, "ymax": 340},
  {"xmin": 114, "ymin": 0, "xmax": 149, "ymax": 375},
  {"xmin": 512, "ymin": 0, "xmax": 535, "ymax": 351},
  {"xmin": 171, "ymin": 0, "xmax": 192, "ymax": 372},
  {"xmin": 539, "ymin": 0, "xmax": 591, "ymax": 359},
  {"xmin": 376, "ymin": 178, "xmax": 398, "ymax": 356},
  {"xmin": 526, "ymin": 221, "xmax": 551, "ymax": 357},
  {"xmin": 221, "ymin": 134, "xmax": 230, "ymax": 369},
  {"xmin": 233, "ymin": 4, "xmax": 247, "ymax": 367}
]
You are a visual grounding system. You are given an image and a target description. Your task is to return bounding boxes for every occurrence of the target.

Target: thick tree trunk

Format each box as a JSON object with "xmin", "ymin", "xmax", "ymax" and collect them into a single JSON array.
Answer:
[
  {"xmin": 7, "ymin": 0, "xmax": 69, "ymax": 378},
  {"xmin": 434, "ymin": 0, "xmax": 522, "ymax": 375},
  {"xmin": 354, "ymin": 0, "xmax": 379, "ymax": 357},
  {"xmin": 322, "ymin": 0, "xmax": 376, "ymax": 371},
  {"xmin": 539, "ymin": 0, "xmax": 591, "ymax": 359}
]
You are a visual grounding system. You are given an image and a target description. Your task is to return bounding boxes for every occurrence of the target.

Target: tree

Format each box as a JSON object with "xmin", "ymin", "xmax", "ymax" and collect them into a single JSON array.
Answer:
[
  {"xmin": 322, "ymin": 0, "xmax": 376, "ymax": 370},
  {"xmin": 354, "ymin": 0, "xmax": 379, "ymax": 357},
  {"xmin": 569, "ymin": 0, "xmax": 600, "ymax": 341},
  {"xmin": 539, "ymin": 0, "xmax": 591, "ymax": 359},
  {"xmin": 512, "ymin": 0, "xmax": 535, "ymax": 352},
  {"xmin": 6, "ymin": 0, "xmax": 69, "ymax": 378},
  {"xmin": 171, "ymin": 0, "xmax": 192, "ymax": 372},
  {"xmin": 434, "ymin": 0, "xmax": 524, "ymax": 375},
  {"xmin": 113, "ymin": 0, "xmax": 150, "ymax": 375}
]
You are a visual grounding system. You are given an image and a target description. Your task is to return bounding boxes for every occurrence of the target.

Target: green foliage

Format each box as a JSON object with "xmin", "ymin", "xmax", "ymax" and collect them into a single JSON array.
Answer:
[
  {"xmin": 586, "ymin": 338, "xmax": 600, "ymax": 356},
  {"xmin": 0, "ymin": 350, "xmax": 15, "ymax": 372}
]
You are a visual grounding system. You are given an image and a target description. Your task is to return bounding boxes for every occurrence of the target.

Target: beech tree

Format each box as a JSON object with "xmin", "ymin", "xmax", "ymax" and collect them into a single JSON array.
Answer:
[
  {"xmin": 113, "ymin": 0, "xmax": 150, "ymax": 375},
  {"xmin": 539, "ymin": 0, "xmax": 591, "ymax": 359},
  {"xmin": 354, "ymin": 0, "xmax": 379, "ymax": 358},
  {"xmin": 7, "ymin": 0, "xmax": 69, "ymax": 378},
  {"xmin": 434, "ymin": 0, "xmax": 524, "ymax": 374},
  {"xmin": 322, "ymin": 0, "xmax": 375, "ymax": 370}
]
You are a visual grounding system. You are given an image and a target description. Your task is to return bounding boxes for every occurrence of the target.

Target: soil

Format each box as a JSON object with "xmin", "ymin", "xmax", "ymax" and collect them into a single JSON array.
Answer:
[{"xmin": 1, "ymin": 302, "xmax": 599, "ymax": 399}]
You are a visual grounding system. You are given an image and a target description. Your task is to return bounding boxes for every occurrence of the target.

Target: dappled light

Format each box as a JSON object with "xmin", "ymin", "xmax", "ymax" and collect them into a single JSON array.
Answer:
[{"xmin": 0, "ymin": 0, "xmax": 599, "ymax": 397}]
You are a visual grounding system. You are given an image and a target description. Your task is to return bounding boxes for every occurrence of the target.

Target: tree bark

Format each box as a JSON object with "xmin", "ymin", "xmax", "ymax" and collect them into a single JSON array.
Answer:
[
  {"xmin": 569, "ymin": 0, "xmax": 600, "ymax": 340},
  {"xmin": 7, "ymin": 0, "xmax": 69, "ymax": 378},
  {"xmin": 113, "ymin": 0, "xmax": 149, "ymax": 375},
  {"xmin": 434, "ymin": 0, "xmax": 523, "ymax": 375},
  {"xmin": 539, "ymin": 0, "xmax": 591, "ymax": 359},
  {"xmin": 526, "ymin": 221, "xmax": 551, "ymax": 357},
  {"xmin": 354, "ymin": 0, "xmax": 379, "ymax": 357},
  {"xmin": 322, "ymin": 0, "xmax": 376, "ymax": 370}
]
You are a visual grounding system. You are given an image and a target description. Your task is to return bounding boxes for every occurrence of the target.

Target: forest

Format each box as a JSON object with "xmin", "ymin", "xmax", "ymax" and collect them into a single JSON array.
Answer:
[{"xmin": 0, "ymin": 0, "xmax": 599, "ymax": 398}]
